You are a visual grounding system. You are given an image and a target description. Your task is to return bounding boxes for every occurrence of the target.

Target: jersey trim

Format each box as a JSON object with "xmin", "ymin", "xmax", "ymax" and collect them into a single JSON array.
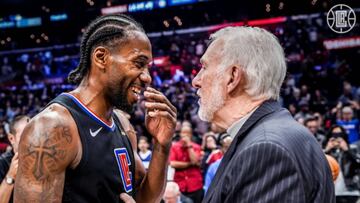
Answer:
[{"xmin": 62, "ymin": 93, "xmax": 116, "ymax": 131}]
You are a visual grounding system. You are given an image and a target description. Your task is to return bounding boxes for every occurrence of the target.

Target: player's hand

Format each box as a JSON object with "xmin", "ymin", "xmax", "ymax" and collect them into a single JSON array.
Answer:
[
  {"xmin": 120, "ymin": 193, "xmax": 136, "ymax": 203},
  {"xmin": 7, "ymin": 152, "xmax": 18, "ymax": 179},
  {"xmin": 144, "ymin": 87, "xmax": 177, "ymax": 148}
]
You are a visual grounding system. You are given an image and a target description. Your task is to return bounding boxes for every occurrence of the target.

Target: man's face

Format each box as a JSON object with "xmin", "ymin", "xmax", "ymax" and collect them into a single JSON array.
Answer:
[
  {"xmin": 9, "ymin": 117, "xmax": 29, "ymax": 153},
  {"xmin": 342, "ymin": 112, "xmax": 353, "ymax": 121},
  {"xmin": 180, "ymin": 126, "xmax": 192, "ymax": 139},
  {"xmin": 306, "ymin": 120, "xmax": 319, "ymax": 135},
  {"xmin": 138, "ymin": 139, "xmax": 149, "ymax": 152},
  {"xmin": 163, "ymin": 190, "xmax": 179, "ymax": 203},
  {"xmin": 192, "ymin": 40, "xmax": 226, "ymax": 122},
  {"xmin": 105, "ymin": 31, "xmax": 152, "ymax": 114},
  {"xmin": 206, "ymin": 136, "xmax": 217, "ymax": 149}
]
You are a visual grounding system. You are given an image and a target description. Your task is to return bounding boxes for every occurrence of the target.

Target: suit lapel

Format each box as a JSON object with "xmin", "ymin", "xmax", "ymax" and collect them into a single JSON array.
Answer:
[{"xmin": 203, "ymin": 100, "xmax": 281, "ymax": 202}]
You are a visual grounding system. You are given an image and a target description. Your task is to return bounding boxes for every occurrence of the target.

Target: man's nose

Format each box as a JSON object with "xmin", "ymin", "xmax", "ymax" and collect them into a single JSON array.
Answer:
[
  {"xmin": 140, "ymin": 69, "xmax": 152, "ymax": 85},
  {"xmin": 192, "ymin": 72, "xmax": 201, "ymax": 89}
]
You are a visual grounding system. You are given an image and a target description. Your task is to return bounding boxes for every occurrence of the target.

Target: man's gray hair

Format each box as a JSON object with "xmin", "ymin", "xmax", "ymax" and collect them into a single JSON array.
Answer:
[{"xmin": 210, "ymin": 26, "xmax": 287, "ymax": 100}]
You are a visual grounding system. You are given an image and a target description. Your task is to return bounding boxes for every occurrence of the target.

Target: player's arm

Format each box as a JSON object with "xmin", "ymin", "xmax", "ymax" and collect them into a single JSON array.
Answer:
[{"xmin": 14, "ymin": 106, "xmax": 79, "ymax": 203}]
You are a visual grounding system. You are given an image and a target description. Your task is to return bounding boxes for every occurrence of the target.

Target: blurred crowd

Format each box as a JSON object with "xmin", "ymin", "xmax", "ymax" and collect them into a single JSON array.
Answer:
[{"xmin": 0, "ymin": 15, "xmax": 359, "ymax": 202}]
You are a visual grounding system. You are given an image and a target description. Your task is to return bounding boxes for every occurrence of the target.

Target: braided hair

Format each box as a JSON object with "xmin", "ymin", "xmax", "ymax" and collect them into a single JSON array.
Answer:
[{"xmin": 68, "ymin": 14, "xmax": 145, "ymax": 84}]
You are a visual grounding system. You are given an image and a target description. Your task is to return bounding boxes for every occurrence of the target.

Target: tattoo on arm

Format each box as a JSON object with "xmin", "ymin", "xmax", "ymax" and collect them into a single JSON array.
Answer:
[{"xmin": 15, "ymin": 123, "xmax": 74, "ymax": 203}]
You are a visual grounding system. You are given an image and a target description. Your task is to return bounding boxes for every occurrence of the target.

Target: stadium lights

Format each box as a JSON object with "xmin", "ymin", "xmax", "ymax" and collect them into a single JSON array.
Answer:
[
  {"xmin": 266, "ymin": 4, "xmax": 271, "ymax": 12},
  {"xmin": 107, "ymin": 0, "xmax": 112, "ymax": 7},
  {"xmin": 279, "ymin": 2, "xmax": 284, "ymax": 10}
]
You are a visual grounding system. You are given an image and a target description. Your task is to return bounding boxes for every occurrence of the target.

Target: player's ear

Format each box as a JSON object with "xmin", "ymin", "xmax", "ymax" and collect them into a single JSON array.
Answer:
[{"xmin": 92, "ymin": 46, "xmax": 110, "ymax": 72}]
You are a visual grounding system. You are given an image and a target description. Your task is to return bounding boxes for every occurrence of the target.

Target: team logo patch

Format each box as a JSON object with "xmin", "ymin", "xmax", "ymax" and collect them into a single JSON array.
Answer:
[{"xmin": 114, "ymin": 148, "xmax": 133, "ymax": 193}]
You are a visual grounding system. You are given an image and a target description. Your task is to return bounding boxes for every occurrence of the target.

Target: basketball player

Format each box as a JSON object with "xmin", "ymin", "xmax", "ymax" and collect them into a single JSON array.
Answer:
[{"xmin": 14, "ymin": 14, "xmax": 177, "ymax": 202}]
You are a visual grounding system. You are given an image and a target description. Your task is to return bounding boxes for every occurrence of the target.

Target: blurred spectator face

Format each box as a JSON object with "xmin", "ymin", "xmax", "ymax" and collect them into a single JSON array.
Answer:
[
  {"xmin": 329, "ymin": 127, "xmax": 347, "ymax": 149},
  {"xmin": 301, "ymin": 85, "xmax": 308, "ymax": 93},
  {"xmin": 163, "ymin": 182, "xmax": 181, "ymax": 203},
  {"xmin": 138, "ymin": 137, "xmax": 150, "ymax": 153},
  {"xmin": 305, "ymin": 120, "xmax": 319, "ymax": 135},
  {"xmin": 342, "ymin": 107, "xmax": 353, "ymax": 121},
  {"xmin": 7, "ymin": 116, "xmax": 30, "ymax": 153},
  {"xmin": 343, "ymin": 82, "xmax": 352, "ymax": 94},
  {"xmin": 180, "ymin": 125, "xmax": 192, "ymax": 139},
  {"xmin": 220, "ymin": 136, "xmax": 233, "ymax": 153},
  {"xmin": 205, "ymin": 136, "xmax": 217, "ymax": 150},
  {"xmin": 288, "ymin": 104, "xmax": 297, "ymax": 115},
  {"xmin": 313, "ymin": 112, "xmax": 323, "ymax": 126},
  {"xmin": 192, "ymin": 39, "xmax": 226, "ymax": 122},
  {"xmin": 0, "ymin": 126, "xmax": 5, "ymax": 139}
]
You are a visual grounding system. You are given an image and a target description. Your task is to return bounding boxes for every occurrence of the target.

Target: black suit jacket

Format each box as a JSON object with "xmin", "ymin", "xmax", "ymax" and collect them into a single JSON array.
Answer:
[{"xmin": 203, "ymin": 100, "xmax": 335, "ymax": 203}]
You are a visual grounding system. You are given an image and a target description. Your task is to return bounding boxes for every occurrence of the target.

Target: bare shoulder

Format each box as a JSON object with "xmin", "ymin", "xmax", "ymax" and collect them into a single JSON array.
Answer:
[
  {"xmin": 14, "ymin": 103, "xmax": 81, "ymax": 202},
  {"xmin": 113, "ymin": 109, "xmax": 137, "ymax": 146},
  {"xmin": 19, "ymin": 103, "xmax": 80, "ymax": 175},
  {"xmin": 113, "ymin": 109, "xmax": 134, "ymax": 132}
]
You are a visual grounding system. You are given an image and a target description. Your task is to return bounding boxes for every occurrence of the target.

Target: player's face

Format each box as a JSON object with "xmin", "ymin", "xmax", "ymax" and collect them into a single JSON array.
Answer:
[
  {"xmin": 106, "ymin": 31, "xmax": 152, "ymax": 113},
  {"xmin": 192, "ymin": 40, "xmax": 226, "ymax": 122}
]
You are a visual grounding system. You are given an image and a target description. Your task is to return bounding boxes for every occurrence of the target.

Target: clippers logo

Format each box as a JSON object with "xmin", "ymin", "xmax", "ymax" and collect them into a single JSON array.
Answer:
[
  {"xmin": 114, "ymin": 148, "xmax": 133, "ymax": 193},
  {"xmin": 327, "ymin": 4, "xmax": 356, "ymax": 34}
]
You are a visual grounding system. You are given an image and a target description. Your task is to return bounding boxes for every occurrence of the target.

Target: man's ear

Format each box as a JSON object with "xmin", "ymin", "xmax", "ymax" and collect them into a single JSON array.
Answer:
[
  {"xmin": 226, "ymin": 66, "xmax": 243, "ymax": 94},
  {"xmin": 7, "ymin": 133, "xmax": 15, "ymax": 146},
  {"xmin": 92, "ymin": 46, "xmax": 110, "ymax": 72}
]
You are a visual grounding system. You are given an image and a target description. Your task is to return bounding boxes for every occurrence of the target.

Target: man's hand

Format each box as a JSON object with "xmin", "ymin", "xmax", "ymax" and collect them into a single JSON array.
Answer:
[
  {"xmin": 7, "ymin": 153, "xmax": 18, "ymax": 179},
  {"xmin": 144, "ymin": 87, "xmax": 177, "ymax": 147},
  {"xmin": 120, "ymin": 193, "xmax": 136, "ymax": 203},
  {"xmin": 181, "ymin": 135, "xmax": 192, "ymax": 147},
  {"xmin": 338, "ymin": 138, "xmax": 349, "ymax": 151}
]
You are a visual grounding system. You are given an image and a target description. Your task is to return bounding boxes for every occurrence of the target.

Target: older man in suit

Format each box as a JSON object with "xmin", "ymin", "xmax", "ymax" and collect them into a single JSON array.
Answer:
[{"xmin": 192, "ymin": 26, "xmax": 335, "ymax": 203}]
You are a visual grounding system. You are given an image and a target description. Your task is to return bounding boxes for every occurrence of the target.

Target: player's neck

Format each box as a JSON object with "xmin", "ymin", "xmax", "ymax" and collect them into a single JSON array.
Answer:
[{"xmin": 71, "ymin": 79, "xmax": 113, "ymax": 122}]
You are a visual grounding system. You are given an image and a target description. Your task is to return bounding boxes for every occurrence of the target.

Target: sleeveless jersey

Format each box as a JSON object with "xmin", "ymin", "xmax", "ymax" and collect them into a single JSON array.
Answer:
[{"xmin": 48, "ymin": 93, "xmax": 136, "ymax": 203}]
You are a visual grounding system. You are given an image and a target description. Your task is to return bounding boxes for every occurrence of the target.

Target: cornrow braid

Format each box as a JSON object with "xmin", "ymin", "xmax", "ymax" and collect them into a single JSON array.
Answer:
[{"xmin": 68, "ymin": 14, "xmax": 145, "ymax": 84}]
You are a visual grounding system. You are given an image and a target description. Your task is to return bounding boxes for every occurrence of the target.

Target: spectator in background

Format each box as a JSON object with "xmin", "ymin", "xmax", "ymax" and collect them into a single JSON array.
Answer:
[
  {"xmin": 338, "ymin": 82, "xmax": 357, "ymax": 106},
  {"xmin": 337, "ymin": 106, "xmax": 360, "ymax": 144},
  {"xmin": 163, "ymin": 181, "xmax": 193, "ymax": 203},
  {"xmin": 0, "ymin": 126, "xmax": 9, "ymax": 153},
  {"xmin": 200, "ymin": 132, "xmax": 219, "ymax": 177},
  {"xmin": 305, "ymin": 116, "xmax": 327, "ymax": 148},
  {"xmin": 0, "ymin": 115, "xmax": 29, "ymax": 203},
  {"xmin": 138, "ymin": 136, "xmax": 152, "ymax": 170},
  {"xmin": 325, "ymin": 125, "xmax": 360, "ymax": 202},
  {"xmin": 204, "ymin": 133, "xmax": 232, "ymax": 194},
  {"xmin": 170, "ymin": 124, "xmax": 203, "ymax": 203},
  {"xmin": 294, "ymin": 99, "xmax": 312, "ymax": 121},
  {"xmin": 1, "ymin": 57, "xmax": 12, "ymax": 77}
]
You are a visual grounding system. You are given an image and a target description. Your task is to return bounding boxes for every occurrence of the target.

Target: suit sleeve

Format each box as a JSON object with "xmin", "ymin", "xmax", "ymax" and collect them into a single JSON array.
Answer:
[{"xmin": 224, "ymin": 142, "xmax": 305, "ymax": 203}]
